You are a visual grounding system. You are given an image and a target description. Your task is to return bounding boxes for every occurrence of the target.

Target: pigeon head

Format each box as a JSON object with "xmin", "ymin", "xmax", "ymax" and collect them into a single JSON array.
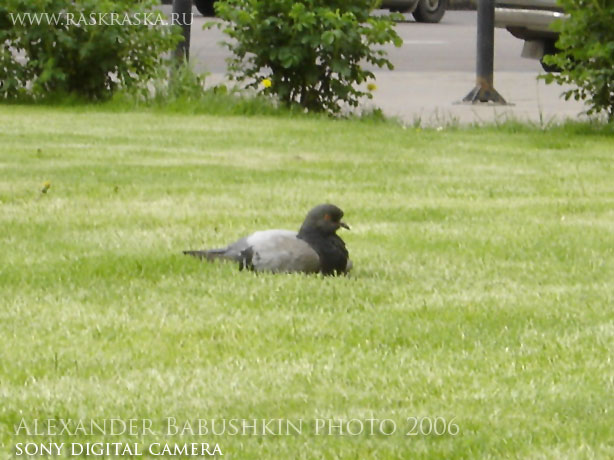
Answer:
[
  {"xmin": 299, "ymin": 204, "xmax": 350, "ymax": 236},
  {"xmin": 297, "ymin": 204, "xmax": 350, "ymax": 275}
]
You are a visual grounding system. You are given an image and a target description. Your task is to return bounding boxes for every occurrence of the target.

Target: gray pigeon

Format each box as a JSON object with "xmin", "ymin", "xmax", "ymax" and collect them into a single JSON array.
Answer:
[{"xmin": 184, "ymin": 204, "xmax": 352, "ymax": 275}]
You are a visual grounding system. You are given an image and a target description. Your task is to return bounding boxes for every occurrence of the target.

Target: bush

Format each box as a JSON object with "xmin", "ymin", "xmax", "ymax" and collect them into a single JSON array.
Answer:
[
  {"xmin": 0, "ymin": 0, "xmax": 182, "ymax": 101},
  {"xmin": 542, "ymin": 0, "xmax": 614, "ymax": 121},
  {"xmin": 213, "ymin": 0, "xmax": 402, "ymax": 114}
]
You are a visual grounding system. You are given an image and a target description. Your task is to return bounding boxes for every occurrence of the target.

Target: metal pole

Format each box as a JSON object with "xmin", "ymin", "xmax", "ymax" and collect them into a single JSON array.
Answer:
[
  {"xmin": 172, "ymin": 0, "xmax": 193, "ymax": 62},
  {"xmin": 461, "ymin": 0, "xmax": 508, "ymax": 104}
]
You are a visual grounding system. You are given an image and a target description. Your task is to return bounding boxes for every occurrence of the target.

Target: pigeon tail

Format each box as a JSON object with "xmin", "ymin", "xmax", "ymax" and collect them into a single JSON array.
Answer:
[{"xmin": 183, "ymin": 249, "xmax": 227, "ymax": 261}]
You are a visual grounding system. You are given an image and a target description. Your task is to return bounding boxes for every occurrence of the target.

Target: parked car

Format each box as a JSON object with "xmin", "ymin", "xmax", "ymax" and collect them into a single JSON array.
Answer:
[
  {"xmin": 384, "ymin": 0, "xmax": 447, "ymax": 23},
  {"xmin": 190, "ymin": 0, "xmax": 447, "ymax": 23},
  {"xmin": 494, "ymin": 0, "xmax": 567, "ymax": 71}
]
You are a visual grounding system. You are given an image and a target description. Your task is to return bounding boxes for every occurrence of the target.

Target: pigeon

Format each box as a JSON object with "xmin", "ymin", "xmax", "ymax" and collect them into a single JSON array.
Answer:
[{"xmin": 184, "ymin": 204, "xmax": 352, "ymax": 275}]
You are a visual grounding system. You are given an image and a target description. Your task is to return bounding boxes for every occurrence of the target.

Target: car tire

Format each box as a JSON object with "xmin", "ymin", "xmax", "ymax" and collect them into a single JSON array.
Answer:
[
  {"xmin": 539, "ymin": 39, "xmax": 562, "ymax": 73},
  {"xmin": 193, "ymin": 0, "xmax": 216, "ymax": 16},
  {"xmin": 389, "ymin": 5, "xmax": 413, "ymax": 13},
  {"xmin": 540, "ymin": 56, "xmax": 560, "ymax": 73},
  {"xmin": 412, "ymin": 0, "xmax": 447, "ymax": 23}
]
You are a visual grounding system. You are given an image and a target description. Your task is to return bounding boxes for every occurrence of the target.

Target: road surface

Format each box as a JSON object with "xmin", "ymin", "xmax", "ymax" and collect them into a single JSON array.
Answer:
[{"xmin": 165, "ymin": 7, "xmax": 587, "ymax": 125}]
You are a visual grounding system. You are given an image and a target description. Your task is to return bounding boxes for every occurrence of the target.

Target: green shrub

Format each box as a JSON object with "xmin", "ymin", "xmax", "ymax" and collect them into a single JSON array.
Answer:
[
  {"xmin": 0, "ymin": 0, "xmax": 182, "ymax": 101},
  {"xmin": 110, "ymin": 63, "xmax": 294, "ymax": 117},
  {"xmin": 542, "ymin": 0, "xmax": 614, "ymax": 121},
  {"xmin": 213, "ymin": 0, "xmax": 402, "ymax": 114}
]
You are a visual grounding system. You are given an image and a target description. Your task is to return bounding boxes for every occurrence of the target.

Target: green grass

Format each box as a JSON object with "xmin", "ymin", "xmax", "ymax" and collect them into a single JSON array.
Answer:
[{"xmin": 1, "ymin": 105, "xmax": 613, "ymax": 459}]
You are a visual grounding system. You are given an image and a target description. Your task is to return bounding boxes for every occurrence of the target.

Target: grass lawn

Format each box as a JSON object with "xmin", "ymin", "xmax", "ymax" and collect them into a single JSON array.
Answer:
[{"xmin": 1, "ymin": 105, "xmax": 613, "ymax": 459}]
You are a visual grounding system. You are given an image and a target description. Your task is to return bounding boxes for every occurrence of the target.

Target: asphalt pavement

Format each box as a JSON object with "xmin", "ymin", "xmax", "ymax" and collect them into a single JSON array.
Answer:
[{"xmin": 173, "ymin": 8, "xmax": 587, "ymax": 125}]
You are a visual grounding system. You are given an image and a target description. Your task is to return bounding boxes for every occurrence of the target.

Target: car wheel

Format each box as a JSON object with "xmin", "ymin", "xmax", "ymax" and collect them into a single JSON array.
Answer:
[
  {"xmin": 412, "ymin": 0, "xmax": 447, "ymax": 23},
  {"xmin": 540, "ymin": 39, "xmax": 562, "ymax": 73},
  {"xmin": 540, "ymin": 56, "xmax": 560, "ymax": 73},
  {"xmin": 389, "ymin": 5, "xmax": 413, "ymax": 13},
  {"xmin": 193, "ymin": 0, "xmax": 216, "ymax": 16}
]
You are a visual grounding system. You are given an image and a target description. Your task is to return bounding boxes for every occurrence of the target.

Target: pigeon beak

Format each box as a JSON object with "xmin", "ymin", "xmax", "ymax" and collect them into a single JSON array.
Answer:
[{"xmin": 339, "ymin": 221, "xmax": 350, "ymax": 230}]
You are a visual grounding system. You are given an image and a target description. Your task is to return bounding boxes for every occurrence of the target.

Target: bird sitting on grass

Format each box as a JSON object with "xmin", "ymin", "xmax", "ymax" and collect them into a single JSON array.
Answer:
[{"xmin": 184, "ymin": 204, "xmax": 352, "ymax": 275}]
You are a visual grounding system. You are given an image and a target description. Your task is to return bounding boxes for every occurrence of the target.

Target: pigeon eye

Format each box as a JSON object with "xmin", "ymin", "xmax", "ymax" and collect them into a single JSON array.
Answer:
[{"xmin": 324, "ymin": 214, "xmax": 331, "ymax": 221}]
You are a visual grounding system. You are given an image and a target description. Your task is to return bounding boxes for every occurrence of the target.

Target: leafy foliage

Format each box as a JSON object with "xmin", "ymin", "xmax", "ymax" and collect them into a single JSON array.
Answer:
[
  {"xmin": 213, "ymin": 0, "xmax": 402, "ymax": 114},
  {"xmin": 0, "ymin": 0, "xmax": 182, "ymax": 101},
  {"xmin": 542, "ymin": 0, "xmax": 614, "ymax": 121}
]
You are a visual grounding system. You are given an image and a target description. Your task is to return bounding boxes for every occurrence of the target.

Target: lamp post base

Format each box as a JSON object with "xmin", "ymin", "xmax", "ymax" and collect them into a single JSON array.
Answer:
[{"xmin": 461, "ymin": 84, "xmax": 508, "ymax": 105}]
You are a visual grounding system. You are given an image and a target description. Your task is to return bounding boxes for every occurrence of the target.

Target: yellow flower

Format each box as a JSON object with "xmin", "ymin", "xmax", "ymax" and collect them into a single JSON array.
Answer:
[
  {"xmin": 41, "ymin": 181, "xmax": 51, "ymax": 194},
  {"xmin": 261, "ymin": 78, "xmax": 272, "ymax": 89},
  {"xmin": 367, "ymin": 82, "xmax": 377, "ymax": 92}
]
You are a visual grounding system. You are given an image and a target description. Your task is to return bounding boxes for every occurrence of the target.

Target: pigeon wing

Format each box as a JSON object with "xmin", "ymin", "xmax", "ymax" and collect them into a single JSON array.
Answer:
[{"xmin": 246, "ymin": 230, "xmax": 321, "ymax": 274}]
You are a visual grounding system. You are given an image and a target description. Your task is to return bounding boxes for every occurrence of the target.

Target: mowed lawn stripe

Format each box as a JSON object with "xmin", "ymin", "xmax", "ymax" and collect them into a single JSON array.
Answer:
[{"xmin": 0, "ymin": 106, "xmax": 613, "ymax": 459}]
